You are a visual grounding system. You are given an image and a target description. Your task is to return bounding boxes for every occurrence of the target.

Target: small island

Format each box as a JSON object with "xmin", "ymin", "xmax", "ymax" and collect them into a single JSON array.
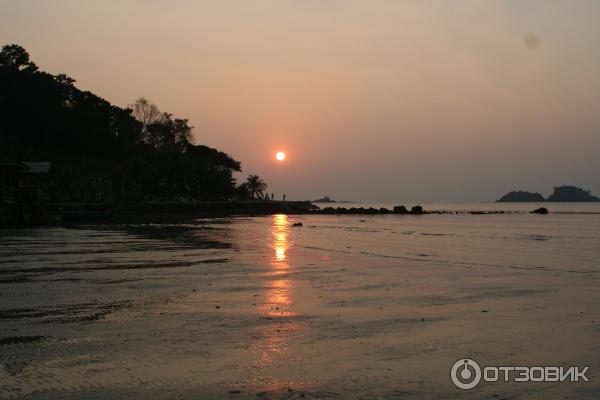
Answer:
[
  {"xmin": 497, "ymin": 191, "xmax": 545, "ymax": 202},
  {"xmin": 546, "ymin": 185, "xmax": 600, "ymax": 202},
  {"xmin": 313, "ymin": 195, "xmax": 336, "ymax": 203},
  {"xmin": 497, "ymin": 185, "xmax": 600, "ymax": 202}
]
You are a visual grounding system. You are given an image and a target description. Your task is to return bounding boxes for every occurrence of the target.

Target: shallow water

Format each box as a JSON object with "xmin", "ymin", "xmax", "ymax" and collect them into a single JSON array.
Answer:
[{"xmin": 1, "ymin": 210, "xmax": 600, "ymax": 399}]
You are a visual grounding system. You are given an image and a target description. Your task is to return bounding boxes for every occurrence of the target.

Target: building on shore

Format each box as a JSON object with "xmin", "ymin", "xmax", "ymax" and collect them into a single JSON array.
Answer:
[{"xmin": 0, "ymin": 160, "xmax": 51, "ymax": 226}]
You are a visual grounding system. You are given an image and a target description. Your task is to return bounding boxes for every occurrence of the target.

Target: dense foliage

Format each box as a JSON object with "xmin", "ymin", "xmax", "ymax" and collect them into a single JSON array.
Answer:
[{"xmin": 0, "ymin": 44, "xmax": 245, "ymax": 202}]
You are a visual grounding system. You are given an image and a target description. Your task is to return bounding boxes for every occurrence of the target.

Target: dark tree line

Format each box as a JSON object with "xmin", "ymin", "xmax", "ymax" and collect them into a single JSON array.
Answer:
[{"xmin": 0, "ymin": 44, "xmax": 265, "ymax": 202}]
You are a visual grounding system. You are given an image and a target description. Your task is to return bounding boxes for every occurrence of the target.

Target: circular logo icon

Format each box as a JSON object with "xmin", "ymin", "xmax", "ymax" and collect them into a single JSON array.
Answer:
[{"xmin": 451, "ymin": 358, "xmax": 482, "ymax": 390}]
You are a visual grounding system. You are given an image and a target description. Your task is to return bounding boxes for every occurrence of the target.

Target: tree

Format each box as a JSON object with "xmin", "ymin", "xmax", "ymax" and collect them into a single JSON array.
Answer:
[
  {"xmin": 246, "ymin": 175, "xmax": 267, "ymax": 200},
  {"xmin": 54, "ymin": 73, "xmax": 75, "ymax": 86},
  {"xmin": 129, "ymin": 97, "xmax": 162, "ymax": 143},
  {"xmin": 147, "ymin": 112, "xmax": 193, "ymax": 150},
  {"xmin": 172, "ymin": 117, "xmax": 193, "ymax": 149},
  {"xmin": 236, "ymin": 182, "xmax": 250, "ymax": 200},
  {"xmin": 183, "ymin": 145, "xmax": 241, "ymax": 200},
  {"xmin": 0, "ymin": 44, "xmax": 38, "ymax": 72}
]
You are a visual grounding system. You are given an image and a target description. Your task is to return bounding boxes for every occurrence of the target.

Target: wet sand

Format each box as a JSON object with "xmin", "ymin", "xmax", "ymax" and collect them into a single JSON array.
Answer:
[{"xmin": 1, "ymin": 215, "xmax": 599, "ymax": 399}]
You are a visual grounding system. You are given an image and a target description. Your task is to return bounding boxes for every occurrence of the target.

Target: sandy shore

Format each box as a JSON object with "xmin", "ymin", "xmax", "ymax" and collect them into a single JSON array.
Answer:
[{"xmin": 0, "ymin": 215, "xmax": 599, "ymax": 399}]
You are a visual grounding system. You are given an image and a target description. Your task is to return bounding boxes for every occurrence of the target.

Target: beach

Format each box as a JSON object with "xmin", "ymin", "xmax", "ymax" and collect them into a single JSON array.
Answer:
[
  {"xmin": 1, "ymin": 208, "xmax": 600, "ymax": 399},
  {"xmin": 3, "ymin": 2, "xmax": 600, "ymax": 398}
]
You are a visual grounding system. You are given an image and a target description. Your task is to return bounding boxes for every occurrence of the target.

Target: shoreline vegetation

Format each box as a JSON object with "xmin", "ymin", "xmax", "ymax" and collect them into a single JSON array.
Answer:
[{"xmin": 0, "ymin": 44, "xmax": 278, "ymax": 223}]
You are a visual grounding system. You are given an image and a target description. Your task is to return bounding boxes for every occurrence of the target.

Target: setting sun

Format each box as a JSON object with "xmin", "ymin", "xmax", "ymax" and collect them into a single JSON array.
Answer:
[{"xmin": 4, "ymin": 3, "xmax": 600, "ymax": 398}]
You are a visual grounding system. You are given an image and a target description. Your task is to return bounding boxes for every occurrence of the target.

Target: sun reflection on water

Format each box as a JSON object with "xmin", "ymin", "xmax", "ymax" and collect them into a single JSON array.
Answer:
[
  {"xmin": 249, "ymin": 214, "xmax": 302, "ymax": 380},
  {"xmin": 266, "ymin": 214, "xmax": 295, "ymax": 316},
  {"xmin": 273, "ymin": 214, "xmax": 289, "ymax": 263}
]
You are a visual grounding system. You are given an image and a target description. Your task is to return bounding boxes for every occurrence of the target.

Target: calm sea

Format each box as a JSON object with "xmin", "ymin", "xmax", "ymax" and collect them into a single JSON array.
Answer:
[
  {"xmin": 1, "ymin": 202, "xmax": 600, "ymax": 398},
  {"xmin": 302, "ymin": 202, "xmax": 600, "ymax": 274}
]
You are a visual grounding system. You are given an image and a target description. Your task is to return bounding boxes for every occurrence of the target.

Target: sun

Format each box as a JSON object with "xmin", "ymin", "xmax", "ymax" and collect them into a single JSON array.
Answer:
[{"xmin": 275, "ymin": 151, "xmax": 286, "ymax": 161}]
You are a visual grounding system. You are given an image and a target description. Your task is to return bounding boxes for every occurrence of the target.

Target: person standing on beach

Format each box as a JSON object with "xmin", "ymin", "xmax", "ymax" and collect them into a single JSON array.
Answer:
[{"xmin": 283, "ymin": 194, "xmax": 286, "ymax": 201}]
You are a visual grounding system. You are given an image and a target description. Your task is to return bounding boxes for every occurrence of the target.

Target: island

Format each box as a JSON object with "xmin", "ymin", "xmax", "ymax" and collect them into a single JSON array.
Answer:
[
  {"xmin": 546, "ymin": 185, "xmax": 600, "ymax": 202},
  {"xmin": 497, "ymin": 191, "xmax": 545, "ymax": 202},
  {"xmin": 313, "ymin": 195, "xmax": 336, "ymax": 203},
  {"xmin": 497, "ymin": 185, "xmax": 600, "ymax": 202}
]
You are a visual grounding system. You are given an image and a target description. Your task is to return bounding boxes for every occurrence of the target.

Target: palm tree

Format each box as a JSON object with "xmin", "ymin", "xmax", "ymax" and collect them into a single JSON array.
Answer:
[{"xmin": 246, "ymin": 175, "xmax": 267, "ymax": 200}]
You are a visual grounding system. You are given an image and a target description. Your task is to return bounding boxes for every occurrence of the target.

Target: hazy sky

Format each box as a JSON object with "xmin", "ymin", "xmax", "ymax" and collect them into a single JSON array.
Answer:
[{"xmin": 2, "ymin": 0, "xmax": 600, "ymax": 201}]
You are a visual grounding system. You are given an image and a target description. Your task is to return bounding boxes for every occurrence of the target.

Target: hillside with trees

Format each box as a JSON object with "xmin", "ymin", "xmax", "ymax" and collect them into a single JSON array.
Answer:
[
  {"xmin": 496, "ymin": 191, "xmax": 545, "ymax": 202},
  {"xmin": 0, "ymin": 44, "xmax": 257, "ymax": 203},
  {"xmin": 497, "ymin": 186, "xmax": 600, "ymax": 202},
  {"xmin": 546, "ymin": 186, "xmax": 600, "ymax": 202}
]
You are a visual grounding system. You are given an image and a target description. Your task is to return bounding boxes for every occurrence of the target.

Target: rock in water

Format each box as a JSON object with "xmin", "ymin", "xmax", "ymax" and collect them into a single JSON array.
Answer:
[
  {"xmin": 411, "ymin": 205, "xmax": 424, "ymax": 215},
  {"xmin": 531, "ymin": 207, "xmax": 549, "ymax": 214},
  {"xmin": 393, "ymin": 205, "xmax": 408, "ymax": 214}
]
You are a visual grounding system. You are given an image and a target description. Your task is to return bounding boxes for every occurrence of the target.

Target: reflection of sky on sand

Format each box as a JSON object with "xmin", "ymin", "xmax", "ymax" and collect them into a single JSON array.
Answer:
[{"xmin": 248, "ymin": 214, "xmax": 304, "ymax": 387}]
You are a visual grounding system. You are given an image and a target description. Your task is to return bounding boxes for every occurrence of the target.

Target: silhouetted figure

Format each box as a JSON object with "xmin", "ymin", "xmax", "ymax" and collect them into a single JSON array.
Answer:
[
  {"xmin": 283, "ymin": 194, "xmax": 286, "ymax": 201},
  {"xmin": 271, "ymin": 193, "xmax": 274, "ymax": 200}
]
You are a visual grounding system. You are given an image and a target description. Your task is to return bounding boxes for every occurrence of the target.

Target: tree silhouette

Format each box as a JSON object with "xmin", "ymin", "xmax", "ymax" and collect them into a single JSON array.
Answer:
[
  {"xmin": 0, "ymin": 44, "xmax": 38, "ymax": 72},
  {"xmin": 146, "ymin": 112, "xmax": 193, "ymax": 150},
  {"xmin": 0, "ymin": 43, "xmax": 243, "ymax": 202},
  {"xmin": 246, "ymin": 175, "xmax": 267, "ymax": 200},
  {"xmin": 129, "ymin": 97, "xmax": 162, "ymax": 144}
]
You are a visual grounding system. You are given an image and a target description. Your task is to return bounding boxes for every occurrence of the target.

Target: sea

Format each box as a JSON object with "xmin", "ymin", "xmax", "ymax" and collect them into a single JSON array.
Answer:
[{"xmin": 1, "ymin": 202, "xmax": 599, "ymax": 399}]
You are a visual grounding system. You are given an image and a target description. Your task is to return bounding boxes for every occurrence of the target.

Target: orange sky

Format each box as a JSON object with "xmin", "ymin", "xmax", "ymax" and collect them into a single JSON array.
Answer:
[{"xmin": 2, "ymin": 1, "xmax": 600, "ymax": 201}]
